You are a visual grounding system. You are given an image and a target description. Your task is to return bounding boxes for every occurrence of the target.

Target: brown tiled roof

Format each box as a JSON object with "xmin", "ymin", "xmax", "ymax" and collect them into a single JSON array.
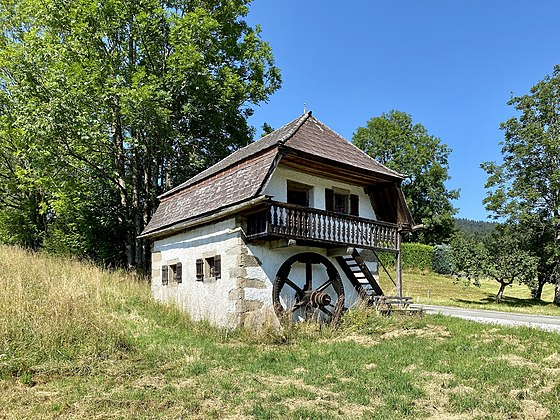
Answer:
[
  {"xmin": 141, "ymin": 112, "xmax": 406, "ymax": 238},
  {"xmin": 283, "ymin": 115, "xmax": 403, "ymax": 178},
  {"xmin": 159, "ymin": 113, "xmax": 309, "ymax": 199},
  {"xmin": 142, "ymin": 148, "xmax": 278, "ymax": 236}
]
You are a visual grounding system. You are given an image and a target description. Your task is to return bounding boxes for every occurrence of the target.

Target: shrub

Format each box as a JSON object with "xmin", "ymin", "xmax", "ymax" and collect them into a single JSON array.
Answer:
[
  {"xmin": 377, "ymin": 243, "xmax": 434, "ymax": 271},
  {"xmin": 402, "ymin": 243, "xmax": 434, "ymax": 271},
  {"xmin": 432, "ymin": 244, "xmax": 453, "ymax": 274}
]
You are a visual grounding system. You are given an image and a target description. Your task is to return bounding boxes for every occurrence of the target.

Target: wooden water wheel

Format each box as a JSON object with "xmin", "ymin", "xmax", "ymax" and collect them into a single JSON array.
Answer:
[{"xmin": 272, "ymin": 252, "xmax": 345, "ymax": 324}]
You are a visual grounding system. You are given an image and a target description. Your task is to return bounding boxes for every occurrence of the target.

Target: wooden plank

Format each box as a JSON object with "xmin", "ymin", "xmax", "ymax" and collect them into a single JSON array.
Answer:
[
  {"xmin": 351, "ymin": 249, "xmax": 384, "ymax": 296},
  {"xmin": 335, "ymin": 256, "xmax": 371, "ymax": 302},
  {"xmin": 396, "ymin": 232, "xmax": 402, "ymax": 298}
]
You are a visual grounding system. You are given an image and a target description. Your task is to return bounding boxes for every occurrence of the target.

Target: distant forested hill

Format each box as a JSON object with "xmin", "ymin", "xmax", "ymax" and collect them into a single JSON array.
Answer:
[{"xmin": 454, "ymin": 218, "xmax": 498, "ymax": 237}]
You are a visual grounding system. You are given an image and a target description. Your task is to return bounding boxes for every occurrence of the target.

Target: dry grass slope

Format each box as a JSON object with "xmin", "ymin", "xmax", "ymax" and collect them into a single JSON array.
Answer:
[
  {"xmin": 2, "ymin": 245, "xmax": 560, "ymax": 419},
  {"xmin": 0, "ymin": 246, "xmax": 146, "ymax": 377}
]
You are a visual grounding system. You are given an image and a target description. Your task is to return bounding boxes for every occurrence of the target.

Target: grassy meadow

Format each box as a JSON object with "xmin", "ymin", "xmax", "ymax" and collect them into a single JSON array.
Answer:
[
  {"xmin": 379, "ymin": 269, "xmax": 560, "ymax": 316},
  {"xmin": 1, "ymin": 245, "xmax": 560, "ymax": 419}
]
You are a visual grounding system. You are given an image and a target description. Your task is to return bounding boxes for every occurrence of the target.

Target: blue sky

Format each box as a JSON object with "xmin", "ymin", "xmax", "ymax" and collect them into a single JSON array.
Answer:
[{"xmin": 245, "ymin": 0, "xmax": 560, "ymax": 221}]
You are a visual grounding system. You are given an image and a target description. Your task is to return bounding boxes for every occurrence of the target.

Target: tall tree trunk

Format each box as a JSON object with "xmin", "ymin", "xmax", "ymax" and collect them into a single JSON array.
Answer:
[
  {"xmin": 111, "ymin": 103, "xmax": 133, "ymax": 267},
  {"xmin": 496, "ymin": 282, "xmax": 508, "ymax": 303},
  {"xmin": 532, "ymin": 276, "xmax": 545, "ymax": 300},
  {"xmin": 553, "ymin": 262, "xmax": 560, "ymax": 305}
]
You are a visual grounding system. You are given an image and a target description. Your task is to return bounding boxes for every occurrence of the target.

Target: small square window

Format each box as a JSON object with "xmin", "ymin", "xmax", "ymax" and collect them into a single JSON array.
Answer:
[
  {"xmin": 196, "ymin": 255, "xmax": 221, "ymax": 281},
  {"xmin": 326, "ymin": 188, "xmax": 359, "ymax": 216},
  {"xmin": 287, "ymin": 180, "xmax": 312, "ymax": 207},
  {"xmin": 162, "ymin": 263, "xmax": 182, "ymax": 285},
  {"xmin": 334, "ymin": 192, "xmax": 349, "ymax": 214},
  {"xmin": 205, "ymin": 257, "xmax": 215, "ymax": 278}
]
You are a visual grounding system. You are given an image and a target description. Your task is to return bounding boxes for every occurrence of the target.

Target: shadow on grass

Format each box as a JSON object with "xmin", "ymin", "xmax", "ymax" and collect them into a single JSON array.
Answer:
[{"xmin": 452, "ymin": 295, "xmax": 553, "ymax": 308}]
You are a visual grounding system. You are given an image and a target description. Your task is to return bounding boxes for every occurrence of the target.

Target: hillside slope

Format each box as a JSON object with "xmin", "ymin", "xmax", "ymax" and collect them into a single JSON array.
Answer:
[
  {"xmin": 1, "ymin": 246, "xmax": 560, "ymax": 419},
  {"xmin": 454, "ymin": 217, "xmax": 497, "ymax": 237}
]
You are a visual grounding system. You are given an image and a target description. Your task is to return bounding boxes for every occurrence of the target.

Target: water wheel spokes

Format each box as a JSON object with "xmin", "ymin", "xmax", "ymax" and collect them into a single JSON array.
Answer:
[
  {"xmin": 316, "ymin": 278, "xmax": 333, "ymax": 293},
  {"xmin": 272, "ymin": 252, "xmax": 345, "ymax": 324}
]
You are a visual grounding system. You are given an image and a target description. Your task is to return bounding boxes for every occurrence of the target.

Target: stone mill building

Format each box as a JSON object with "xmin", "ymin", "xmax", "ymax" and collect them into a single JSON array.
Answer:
[{"xmin": 140, "ymin": 112, "xmax": 415, "ymax": 328}]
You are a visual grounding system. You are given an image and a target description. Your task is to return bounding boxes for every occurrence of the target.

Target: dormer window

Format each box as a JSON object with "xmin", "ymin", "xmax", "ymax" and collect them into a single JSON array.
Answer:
[{"xmin": 326, "ymin": 188, "xmax": 359, "ymax": 216}]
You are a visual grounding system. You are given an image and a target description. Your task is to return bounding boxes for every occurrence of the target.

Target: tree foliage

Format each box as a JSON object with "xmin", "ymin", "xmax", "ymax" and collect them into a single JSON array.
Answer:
[
  {"xmin": 454, "ymin": 218, "xmax": 496, "ymax": 239},
  {"xmin": 352, "ymin": 110, "xmax": 459, "ymax": 245},
  {"xmin": 0, "ymin": 0, "xmax": 281, "ymax": 267},
  {"xmin": 482, "ymin": 65, "xmax": 560, "ymax": 303},
  {"xmin": 483, "ymin": 227, "xmax": 538, "ymax": 303},
  {"xmin": 260, "ymin": 122, "xmax": 275, "ymax": 137},
  {"xmin": 450, "ymin": 228, "xmax": 537, "ymax": 302},
  {"xmin": 450, "ymin": 233, "xmax": 487, "ymax": 285}
]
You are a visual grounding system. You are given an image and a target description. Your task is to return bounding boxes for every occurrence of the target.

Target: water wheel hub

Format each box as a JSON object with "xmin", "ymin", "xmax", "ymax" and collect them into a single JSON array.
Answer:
[{"xmin": 305, "ymin": 290, "xmax": 331, "ymax": 306}]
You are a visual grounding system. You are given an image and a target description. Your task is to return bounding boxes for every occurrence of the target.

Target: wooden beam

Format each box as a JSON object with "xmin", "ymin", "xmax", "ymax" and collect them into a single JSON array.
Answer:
[
  {"xmin": 327, "ymin": 247, "xmax": 355, "ymax": 257},
  {"xmin": 396, "ymin": 232, "xmax": 403, "ymax": 298},
  {"xmin": 279, "ymin": 155, "xmax": 395, "ymax": 186}
]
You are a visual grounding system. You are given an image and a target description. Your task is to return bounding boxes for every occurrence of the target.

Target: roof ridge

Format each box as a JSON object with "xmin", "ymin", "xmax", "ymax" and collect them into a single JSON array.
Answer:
[
  {"xmin": 278, "ymin": 111, "xmax": 312, "ymax": 144},
  {"xmin": 308, "ymin": 115, "xmax": 405, "ymax": 179}
]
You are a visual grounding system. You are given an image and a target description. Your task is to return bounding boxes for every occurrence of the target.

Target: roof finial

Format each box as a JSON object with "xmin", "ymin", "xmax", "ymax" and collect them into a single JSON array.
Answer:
[{"xmin": 303, "ymin": 103, "xmax": 306, "ymax": 114}]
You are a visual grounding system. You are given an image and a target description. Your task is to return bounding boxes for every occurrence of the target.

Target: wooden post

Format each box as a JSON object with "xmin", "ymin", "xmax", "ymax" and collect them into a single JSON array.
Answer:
[{"xmin": 396, "ymin": 230, "xmax": 402, "ymax": 298}]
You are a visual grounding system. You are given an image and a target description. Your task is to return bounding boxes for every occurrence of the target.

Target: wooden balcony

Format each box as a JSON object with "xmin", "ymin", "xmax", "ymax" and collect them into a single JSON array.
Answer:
[{"xmin": 246, "ymin": 201, "xmax": 399, "ymax": 252}]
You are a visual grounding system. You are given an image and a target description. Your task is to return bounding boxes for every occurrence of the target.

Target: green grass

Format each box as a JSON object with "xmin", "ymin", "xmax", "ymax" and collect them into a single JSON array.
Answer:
[
  {"xmin": 2, "ymin": 246, "xmax": 560, "ymax": 418},
  {"xmin": 378, "ymin": 268, "xmax": 560, "ymax": 316}
]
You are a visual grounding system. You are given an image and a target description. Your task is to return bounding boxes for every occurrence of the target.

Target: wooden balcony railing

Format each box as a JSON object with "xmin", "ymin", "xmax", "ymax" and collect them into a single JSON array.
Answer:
[{"xmin": 246, "ymin": 201, "xmax": 399, "ymax": 252}]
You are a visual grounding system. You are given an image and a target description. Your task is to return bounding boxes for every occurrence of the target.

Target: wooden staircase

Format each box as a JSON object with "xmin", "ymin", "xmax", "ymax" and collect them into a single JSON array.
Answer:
[{"xmin": 335, "ymin": 248, "xmax": 384, "ymax": 303}]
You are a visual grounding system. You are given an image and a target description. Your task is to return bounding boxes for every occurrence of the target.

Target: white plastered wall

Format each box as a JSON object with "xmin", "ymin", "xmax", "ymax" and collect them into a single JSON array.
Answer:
[
  {"xmin": 151, "ymin": 219, "xmax": 244, "ymax": 327},
  {"xmin": 262, "ymin": 165, "xmax": 377, "ymax": 220}
]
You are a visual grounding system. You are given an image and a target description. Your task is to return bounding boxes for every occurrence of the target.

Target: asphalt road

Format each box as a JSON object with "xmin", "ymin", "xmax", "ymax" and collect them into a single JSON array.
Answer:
[{"xmin": 423, "ymin": 305, "xmax": 560, "ymax": 333}]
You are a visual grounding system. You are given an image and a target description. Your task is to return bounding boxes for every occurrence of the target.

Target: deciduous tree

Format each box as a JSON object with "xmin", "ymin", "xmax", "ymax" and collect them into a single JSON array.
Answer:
[
  {"xmin": 450, "ymin": 232, "xmax": 488, "ymax": 285},
  {"xmin": 353, "ymin": 110, "xmax": 459, "ymax": 244},
  {"xmin": 484, "ymin": 227, "xmax": 538, "ymax": 303},
  {"xmin": 482, "ymin": 65, "xmax": 560, "ymax": 304},
  {"xmin": 0, "ymin": 0, "xmax": 281, "ymax": 267}
]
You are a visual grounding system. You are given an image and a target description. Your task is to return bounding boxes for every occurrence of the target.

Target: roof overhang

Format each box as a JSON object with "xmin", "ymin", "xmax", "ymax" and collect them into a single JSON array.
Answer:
[
  {"xmin": 279, "ymin": 146, "xmax": 403, "ymax": 186},
  {"xmin": 139, "ymin": 196, "xmax": 269, "ymax": 241}
]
